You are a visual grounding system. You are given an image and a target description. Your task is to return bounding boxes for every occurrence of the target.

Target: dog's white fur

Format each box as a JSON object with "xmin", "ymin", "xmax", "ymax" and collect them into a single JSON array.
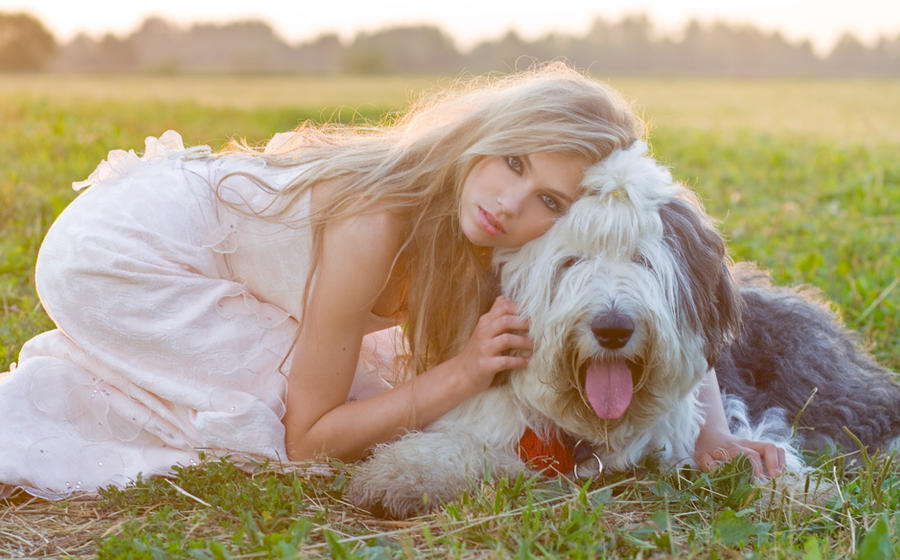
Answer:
[{"xmin": 346, "ymin": 142, "xmax": 804, "ymax": 518}]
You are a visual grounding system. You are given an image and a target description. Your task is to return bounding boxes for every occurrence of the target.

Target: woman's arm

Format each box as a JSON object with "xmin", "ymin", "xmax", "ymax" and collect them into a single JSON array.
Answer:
[
  {"xmin": 282, "ymin": 209, "xmax": 530, "ymax": 462},
  {"xmin": 694, "ymin": 368, "xmax": 786, "ymax": 478}
]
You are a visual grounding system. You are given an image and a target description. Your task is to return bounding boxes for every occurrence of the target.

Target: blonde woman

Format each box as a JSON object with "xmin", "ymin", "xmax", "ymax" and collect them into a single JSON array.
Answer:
[{"xmin": 0, "ymin": 64, "xmax": 782, "ymax": 499}]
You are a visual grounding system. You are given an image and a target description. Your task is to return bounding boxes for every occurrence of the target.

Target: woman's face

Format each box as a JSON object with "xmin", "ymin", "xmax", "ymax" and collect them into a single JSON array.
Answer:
[{"xmin": 459, "ymin": 152, "xmax": 589, "ymax": 248}]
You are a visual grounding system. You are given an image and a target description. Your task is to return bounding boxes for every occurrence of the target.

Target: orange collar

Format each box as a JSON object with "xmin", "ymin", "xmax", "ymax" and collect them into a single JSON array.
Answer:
[{"xmin": 517, "ymin": 427, "xmax": 575, "ymax": 475}]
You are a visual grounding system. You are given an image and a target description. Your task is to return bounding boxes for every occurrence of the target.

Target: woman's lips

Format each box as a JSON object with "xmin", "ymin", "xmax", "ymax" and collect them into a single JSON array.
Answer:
[{"xmin": 477, "ymin": 207, "xmax": 506, "ymax": 236}]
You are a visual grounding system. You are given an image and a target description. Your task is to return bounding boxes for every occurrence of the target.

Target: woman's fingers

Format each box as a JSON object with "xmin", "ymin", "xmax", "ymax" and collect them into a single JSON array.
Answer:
[
  {"xmin": 487, "ymin": 354, "xmax": 530, "ymax": 371},
  {"xmin": 482, "ymin": 299, "xmax": 529, "ymax": 333},
  {"xmin": 491, "ymin": 295, "xmax": 518, "ymax": 311},
  {"xmin": 743, "ymin": 448, "xmax": 766, "ymax": 479},
  {"xmin": 701, "ymin": 441, "xmax": 786, "ymax": 479},
  {"xmin": 748, "ymin": 440, "xmax": 786, "ymax": 478},
  {"xmin": 494, "ymin": 313, "xmax": 530, "ymax": 332},
  {"xmin": 491, "ymin": 332, "xmax": 533, "ymax": 353},
  {"xmin": 486, "ymin": 296, "xmax": 521, "ymax": 315},
  {"xmin": 457, "ymin": 296, "xmax": 532, "ymax": 386},
  {"xmin": 698, "ymin": 452, "xmax": 717, "ymax": 472}
]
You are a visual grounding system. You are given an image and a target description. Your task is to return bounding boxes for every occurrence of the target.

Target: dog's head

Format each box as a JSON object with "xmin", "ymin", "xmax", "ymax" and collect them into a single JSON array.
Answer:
[{"xmin": 494, "ymin": 141, "xmax": 741, "ymax": 450}]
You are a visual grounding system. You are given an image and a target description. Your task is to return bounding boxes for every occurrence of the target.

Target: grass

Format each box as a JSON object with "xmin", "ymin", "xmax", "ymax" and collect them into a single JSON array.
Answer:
[
  {"xmin": 4, "ymin": 455, "xmax": 898, "ymax": 558},
  {"xmin": 1, "ymin": 75, "xmax": 899, "ymax": 558}
]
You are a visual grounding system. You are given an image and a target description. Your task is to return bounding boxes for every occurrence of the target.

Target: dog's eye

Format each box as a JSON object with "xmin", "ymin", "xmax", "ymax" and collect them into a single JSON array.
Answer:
[
  {"xmin": 551, "ymin": 256, "xmax": 578, "ymax": 291},
  {"xmin": 632, "ymin": 253, "xmax": 653, "ymax": 271},
  {"xmin": 560, "ymin": 256, "xmax": 579, "ymax": 269}
]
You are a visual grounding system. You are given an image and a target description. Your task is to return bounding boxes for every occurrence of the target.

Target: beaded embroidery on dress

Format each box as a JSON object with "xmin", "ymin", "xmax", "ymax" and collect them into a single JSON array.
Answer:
[{"xmin": 0, "ymin": 131, "xmax": 401, "ymax": 499}]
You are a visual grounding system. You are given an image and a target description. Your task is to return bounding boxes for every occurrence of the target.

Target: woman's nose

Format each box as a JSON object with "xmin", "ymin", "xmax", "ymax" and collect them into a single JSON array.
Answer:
[{"xmin": 496, "ymin": 187, "xmax": 526, "ymax": 216}]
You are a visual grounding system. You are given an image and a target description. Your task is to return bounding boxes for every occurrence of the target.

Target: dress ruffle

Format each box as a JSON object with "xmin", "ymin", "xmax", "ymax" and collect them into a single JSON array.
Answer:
[{"xmin": 72, "ymin": 130, "xmax": 210, "ymax": 191}]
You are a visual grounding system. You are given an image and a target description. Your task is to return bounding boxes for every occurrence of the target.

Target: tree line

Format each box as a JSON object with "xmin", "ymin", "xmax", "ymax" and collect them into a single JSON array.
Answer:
[{"xmin": 3, "ymin": 11, "xmax": 899, "ymax": 76}]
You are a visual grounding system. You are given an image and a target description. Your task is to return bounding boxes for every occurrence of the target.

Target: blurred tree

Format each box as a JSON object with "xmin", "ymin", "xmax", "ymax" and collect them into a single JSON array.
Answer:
[
  {"xmin": 25, "ymin": 10, "xmax": 900, "ymax": 77},
  {"xmin": 0, "ymin": 12, "xmax": 57, "ymax": 71},
  {"xmin": 343, "ymin": 26, "xmax": 460, "ymax": 73},
  {"xmin": 579, "ymin": 13, "xmax": 659, "ymax": 74},
  {"xmin": 677, "ymin": 19, "xmax": 821, "ymax": 76},
  {"xmin": 465, "ymin": 29, "xmax": 535, "ymax": 73},
  {"xmin": 343, "ymin": 49, "xmax": 391, "ymax": 74},
  {"xmin": 293, "ymin": 33, "xmax": 343, "ymax": 73},
  {"xmin": 873, "ymin": 34, "xmax": 900, "ymax": 75},
  {"xmin": 52, "ymin": 32, "xmax": 136, "ymax": 72},
  {"xmin": 128, "ymin": 17, "xmax": 184, "ymax": 73},
  {"xmin": 183, "ymin": 19, "xmax": 293, "ymax": 73},
  {"xmin": 828, "ymin": 33, "xmax": 882, "ymax": 75}
]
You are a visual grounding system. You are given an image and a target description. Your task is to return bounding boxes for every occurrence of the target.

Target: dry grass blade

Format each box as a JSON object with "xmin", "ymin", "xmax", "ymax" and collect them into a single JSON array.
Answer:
[
  {"xmin": 0, "ymin": 492, "xmax": 106, "ymax": 558},
  {"xmin": 164, "ymin": 478, "xmax": 213, "ymax": 508}
]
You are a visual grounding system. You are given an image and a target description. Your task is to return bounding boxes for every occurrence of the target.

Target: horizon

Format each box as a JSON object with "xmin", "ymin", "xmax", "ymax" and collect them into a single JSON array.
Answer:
[{"xmin": 6, "ymin": 1, "xmax": 900, "ymax": 56}]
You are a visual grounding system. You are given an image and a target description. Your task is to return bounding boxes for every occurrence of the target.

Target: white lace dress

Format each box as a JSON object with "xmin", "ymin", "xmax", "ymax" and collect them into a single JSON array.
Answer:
[{"xmin": 0, "ymin": 131, "xmax": 400, "ymax": 499}]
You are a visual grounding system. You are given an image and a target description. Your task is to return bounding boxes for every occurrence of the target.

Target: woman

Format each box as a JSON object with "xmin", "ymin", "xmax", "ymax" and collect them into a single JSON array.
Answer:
[{"xmin": 0, "ymin": 64, "xmax": 782, "ymax": 499}]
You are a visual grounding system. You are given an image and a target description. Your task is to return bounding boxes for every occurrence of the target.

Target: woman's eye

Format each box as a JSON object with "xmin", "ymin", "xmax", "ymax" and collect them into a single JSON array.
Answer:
[
  {"xmin": 540, "ymin": 194, "xmax": 560, "ymax": 212},
  {"xmin": 506, "ymin": 155, "xmax": 523, "ymax": 174}
]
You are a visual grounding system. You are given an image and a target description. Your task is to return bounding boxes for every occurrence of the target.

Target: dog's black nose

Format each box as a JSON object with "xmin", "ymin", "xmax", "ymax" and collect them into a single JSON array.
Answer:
[{"xmin": 591, "ymin": 312, "xmax": 634, "ymax": 349}]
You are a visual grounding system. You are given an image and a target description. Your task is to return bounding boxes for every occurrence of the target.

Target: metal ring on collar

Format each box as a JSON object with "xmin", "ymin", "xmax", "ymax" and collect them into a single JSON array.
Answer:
[{"xmin": 574, "ymin": 452, "xmax": 604, "ymax": 480}]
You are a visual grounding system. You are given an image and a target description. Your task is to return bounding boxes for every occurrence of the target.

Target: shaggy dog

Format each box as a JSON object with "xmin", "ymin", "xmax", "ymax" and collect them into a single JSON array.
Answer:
[{"xmin": 346, "ymin": 142, "xmax": 900, "ymax": 519}]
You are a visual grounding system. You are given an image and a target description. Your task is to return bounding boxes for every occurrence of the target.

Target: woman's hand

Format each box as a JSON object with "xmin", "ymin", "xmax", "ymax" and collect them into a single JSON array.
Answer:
[
  {"xmin": 694, "ymin": 368, "xmax": 787, "ymax": 480},
  {"xmin": 452, "ymin": 296, "xmax": 533, "ymax": 395},
  {"xmin": 694, "ymin": 428, "xmax": 787, "ymax": 480}
]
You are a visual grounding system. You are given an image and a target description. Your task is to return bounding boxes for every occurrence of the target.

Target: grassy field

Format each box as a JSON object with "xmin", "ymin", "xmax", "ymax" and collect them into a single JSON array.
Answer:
[{"xmin": 1, "ymin": 75, "xmax": 898, "ymax": 558}]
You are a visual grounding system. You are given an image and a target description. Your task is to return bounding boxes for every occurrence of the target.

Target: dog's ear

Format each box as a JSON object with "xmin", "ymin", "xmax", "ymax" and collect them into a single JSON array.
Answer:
[{"xmin": 658, "ymin": 194, "xmax": 741, "ymax": 365}]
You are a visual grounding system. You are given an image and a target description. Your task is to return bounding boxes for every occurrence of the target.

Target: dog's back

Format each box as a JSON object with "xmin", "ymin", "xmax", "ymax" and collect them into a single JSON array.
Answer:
[{"xmin": 716, "ymin": 263, "xmax": 900, "ymax": 454}]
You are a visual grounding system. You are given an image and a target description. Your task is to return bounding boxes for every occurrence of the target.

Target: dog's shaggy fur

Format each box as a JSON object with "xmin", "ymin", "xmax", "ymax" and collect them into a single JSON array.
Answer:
[{"xmin": 346, "ymin": 142, "xmax": 900, "ymax": 518}]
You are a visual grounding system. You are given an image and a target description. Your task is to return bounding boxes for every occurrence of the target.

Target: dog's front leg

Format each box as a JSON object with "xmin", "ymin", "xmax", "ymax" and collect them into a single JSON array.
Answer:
[{"xmin": 345, "ymin": 387, "xmax": 528, "ymax": 518}]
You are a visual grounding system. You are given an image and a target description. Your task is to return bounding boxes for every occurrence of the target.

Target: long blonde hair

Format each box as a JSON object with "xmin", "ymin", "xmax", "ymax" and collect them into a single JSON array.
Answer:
[{"xmin": 223, "ymin": 63, "xmax": 642, "ymax": 378}]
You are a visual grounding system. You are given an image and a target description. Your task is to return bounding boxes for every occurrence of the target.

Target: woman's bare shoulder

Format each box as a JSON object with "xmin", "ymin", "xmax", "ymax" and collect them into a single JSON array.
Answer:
[
  {"xmin": 307, "ymin": 189, "xmax": 405, "ymax": 325},
  {"xmin": 312, "ymin": 175, "xmax": 407, "ymax": 255}
]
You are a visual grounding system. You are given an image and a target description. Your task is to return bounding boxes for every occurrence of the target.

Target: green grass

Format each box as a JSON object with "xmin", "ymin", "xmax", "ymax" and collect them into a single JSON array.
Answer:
[{"xmin": 1, "ymin": 76, "xmax": 899, "ymax": 558}]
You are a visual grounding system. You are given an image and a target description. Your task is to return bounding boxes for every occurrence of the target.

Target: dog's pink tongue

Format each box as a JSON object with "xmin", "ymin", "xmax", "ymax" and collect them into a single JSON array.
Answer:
[{"xmin": 584, "ymin": 360, "xmax": 633, "ymax": 419}]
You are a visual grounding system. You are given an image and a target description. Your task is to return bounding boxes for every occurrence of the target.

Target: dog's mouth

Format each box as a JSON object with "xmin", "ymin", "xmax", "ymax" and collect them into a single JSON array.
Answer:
[{"xmin": 582, "ymin": 358, "xmax": 642, "ymax": 419}]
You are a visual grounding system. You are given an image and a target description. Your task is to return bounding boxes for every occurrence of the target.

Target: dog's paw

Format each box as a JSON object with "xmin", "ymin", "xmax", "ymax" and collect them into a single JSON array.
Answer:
[
  {"xmin": 345, "ymin": 431, "xmax": 498, "ymax": 518},
  {"xmin": 345, "ymin": 456, "xmax": 454, "ymax": 519}
]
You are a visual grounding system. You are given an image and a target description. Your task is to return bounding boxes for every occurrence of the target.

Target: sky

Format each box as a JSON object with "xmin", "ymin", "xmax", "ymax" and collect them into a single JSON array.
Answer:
[{"xmin": 6, "ymin": 1, "xmax": 900, "ymax": 55}]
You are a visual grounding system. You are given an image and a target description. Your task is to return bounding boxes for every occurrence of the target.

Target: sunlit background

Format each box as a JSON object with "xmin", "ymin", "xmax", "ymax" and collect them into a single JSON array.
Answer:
[
  {"xmin": 2, "ymin": 0, "xmax": 900, "ymax": 76},
  {"xmin": 7, "ymin": 0, "xmax": 900, "ymax": 54}
]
